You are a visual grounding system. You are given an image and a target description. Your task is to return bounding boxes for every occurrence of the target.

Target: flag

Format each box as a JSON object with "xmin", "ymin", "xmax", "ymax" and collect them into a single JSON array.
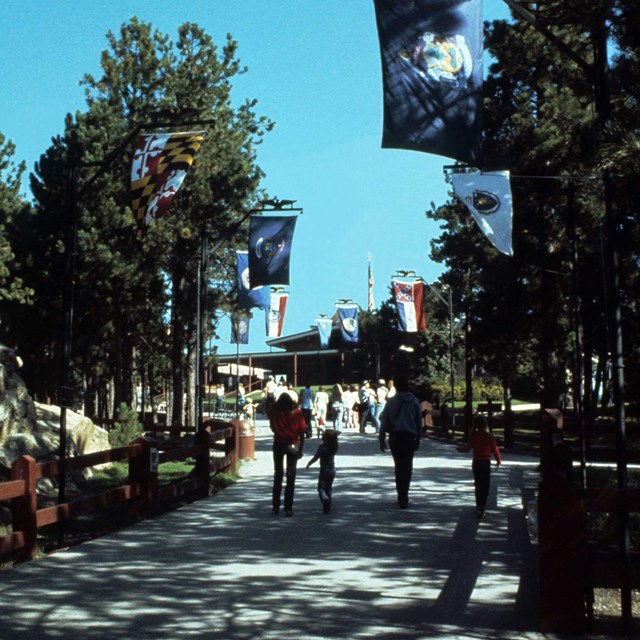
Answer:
[
  {"xmin": 266, "ymin": 290, "xmax": 288, "ymax": 338},
  {"xmin": 336, "ymin": 303, "xmax": 359, "ymax": 344},
  {"xmin": 248, "ymin": 214, "xmax": 298, "ymax": 287},
  {"xmin": 373, "ymin": 0, "xmax": 483, "ymax": 165},
  {"xmin": 317, "ymin": 316, "xmax": 333, "ymax": 349},
  {"xmin": 451, "ymin": 170, "xmax": 513, "ymax": 256},
  {"xmin": 236, "ymin": 251, "xmax": 270, "ymax": 310},
  {"xmin": 393, "ymin": 280, "xmax": 427, "ymax": 332},
  {"xmin": 368, "ymin": 253, "xmax": 375, "ymax": 312},
  {"xmin": 231, "ymin": 314, "xmax": 250, "ymax": 345},
  {"xmin": 131, "ymin": 131, "xmax": 206, "ymax": 233}
]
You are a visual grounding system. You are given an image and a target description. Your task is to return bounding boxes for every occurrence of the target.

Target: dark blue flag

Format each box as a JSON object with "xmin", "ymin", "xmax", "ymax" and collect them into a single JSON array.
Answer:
[
  {"xmin": 231, "ymin": 314, "xmax": 250, "ymax": 345},
  {"xmin": 336, "ymin": 303, "xmax": 359, "ymax": 344},
  {"xmin": 248, "ymin": 215, "xmax": 298, "ymax": 287},
  {"xmin": 236, "ymin": 251, "xmax": 270, "ymax": 310},
  {"xmin": 373, "ymin": 0, "xmax": 483, "ymax": 165}
]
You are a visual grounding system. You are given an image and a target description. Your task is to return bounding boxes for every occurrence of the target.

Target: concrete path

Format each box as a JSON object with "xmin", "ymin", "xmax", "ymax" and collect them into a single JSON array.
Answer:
[{"xmin": 1, "ymin": 420, "xmax": 565, "ymax": 639}]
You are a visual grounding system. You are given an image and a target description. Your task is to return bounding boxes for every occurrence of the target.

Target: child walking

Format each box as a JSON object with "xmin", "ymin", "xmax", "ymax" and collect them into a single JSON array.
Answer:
[
  {"xmin": 306, "ymin": 428, "xmax": 339, "ymax": 513},
  {"xmin": 458, "ymin": 414, "xmax": 502, "ymax": 518}
]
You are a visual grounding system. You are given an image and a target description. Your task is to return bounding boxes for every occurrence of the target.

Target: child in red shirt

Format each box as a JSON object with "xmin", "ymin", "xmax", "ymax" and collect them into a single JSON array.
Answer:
[{"xmin": 458, "ymin": 414, "xmax": 502, "ymax": 518}]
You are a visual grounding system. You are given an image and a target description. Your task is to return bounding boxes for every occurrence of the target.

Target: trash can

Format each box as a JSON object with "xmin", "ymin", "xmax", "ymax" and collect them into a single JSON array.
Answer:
[{"xmin": 237, "ymin": 419, "xmax": 255, "ymax": 459}]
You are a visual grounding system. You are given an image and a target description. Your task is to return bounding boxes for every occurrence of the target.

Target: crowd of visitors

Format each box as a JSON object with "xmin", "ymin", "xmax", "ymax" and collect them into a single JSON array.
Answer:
[{"xmin": 255, "ymin": 375, "xmax": 502, "ymax": 519}]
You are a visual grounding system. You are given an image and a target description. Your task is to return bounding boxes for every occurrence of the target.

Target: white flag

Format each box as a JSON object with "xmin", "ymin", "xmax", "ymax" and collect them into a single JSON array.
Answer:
[{"xmin": 451, "ymin": 170, "xmax": 513, "ymax": 256}]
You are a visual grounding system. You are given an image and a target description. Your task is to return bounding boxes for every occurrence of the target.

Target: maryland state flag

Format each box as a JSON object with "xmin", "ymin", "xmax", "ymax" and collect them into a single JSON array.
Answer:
[
  {"xmin": 336, "ymin": 303, "xmax": 359, "ymax": 344},
  {"xmin": 249, "ymin": 215, "xmax": 298, "ymax": 287},
  {"xmin": 266, "ymin": 290, "xmax": 288, "ymax": 338},
  {"xmin": 131, "ymin": 131, "xmax": 206, "ymax": 233},
  {"xmin": 451, "ymin": 170, "xmax": 513, "ymax": 256},
  {"xmin": 236, "ymin": 250, "xmax": 270, "ymax": 310},
  {"xmin": 393, "ymin": 280, "xmax": 427, "ymax": 332},
  {"xmin": 373, "ymin": 0, "xmax": 483, "ymax": 165},
  {"xmin": 231, "ymin": 314, "xmax": 250, "ymax": 345}
]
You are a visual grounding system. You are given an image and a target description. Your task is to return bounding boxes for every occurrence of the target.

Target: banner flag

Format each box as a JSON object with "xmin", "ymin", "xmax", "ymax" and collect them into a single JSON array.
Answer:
[
  {"xmin": 231, "ymin": 314, "xmax": 250, "ymax": 345},
  {"xmin": 236, "ymin": 251, "xmax": 270, "ymax": 310},
  {"xmin": 336, "ymin": 303, "xmax": 359, "ymax": 344},
  {"xmin": 373, "ymin": 0, "xmax": 483, "ymax": 165},
  {"xmin": 368, "ymin": 253, "xmax": 375, "ymax": 312},
  {"xmin": 451, "ymin": 170, "xmax": 513, "ymax": 256},
  {"xmin": 266, "ymin": 291, "xmax": 288, "ymax": 338},
  {"xmin": 393, "ymin": 280, "xmax": 427, "ymax": 332},
  {"xmin": 317, "ymin": 317, "xmax": 333, "ymax": 349},
  {"xmin": 131, "ymin": 131, "xmax": 206, "ymax": 233},
  {"xmin": 249, "ymin": 214, "xmax": 298, "ymax": 287}
]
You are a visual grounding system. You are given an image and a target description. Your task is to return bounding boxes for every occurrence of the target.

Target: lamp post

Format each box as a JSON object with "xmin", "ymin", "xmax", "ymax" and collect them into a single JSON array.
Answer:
[{"xmin": 426, "ymin": 282, "xmax": 455, "ymax": 415}]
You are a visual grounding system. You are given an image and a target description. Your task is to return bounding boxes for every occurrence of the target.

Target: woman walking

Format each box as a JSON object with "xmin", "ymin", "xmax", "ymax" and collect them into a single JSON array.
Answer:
[{"xmin": 269, "ymin": 393, "xmax": 307, "ymax": 516}]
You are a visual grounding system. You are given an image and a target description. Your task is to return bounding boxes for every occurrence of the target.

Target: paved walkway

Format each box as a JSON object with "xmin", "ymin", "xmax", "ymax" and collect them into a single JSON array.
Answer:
[{"xmin": 2, "ymin": 421, "xmax": 560, "ymax": 639}]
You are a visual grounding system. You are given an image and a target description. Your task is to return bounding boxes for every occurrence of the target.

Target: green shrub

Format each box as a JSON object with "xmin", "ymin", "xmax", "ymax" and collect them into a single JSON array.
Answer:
[{"xmin": 109, "ymin": 403, "xmax": 143, "ymax": 448}]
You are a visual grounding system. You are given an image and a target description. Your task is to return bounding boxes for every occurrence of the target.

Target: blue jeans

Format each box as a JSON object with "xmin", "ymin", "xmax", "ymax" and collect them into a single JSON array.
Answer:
[
  {"xmin": 360, "ymin": 402, "xmax": 374, "ymax": 432},
  {"xmin": 372, "ymin": 403, "xmax": 385, "ymax": 433},
  {"xmin": 272, "ymin": 441, "xmax": 300, "ymax": 511},
  {"xmin": 332, "ymin": 404, "xmax": 344, "ymax": 432},
  {"xmin": 318, "ymin": 467, "xmax": 336, "ymax": 505}
]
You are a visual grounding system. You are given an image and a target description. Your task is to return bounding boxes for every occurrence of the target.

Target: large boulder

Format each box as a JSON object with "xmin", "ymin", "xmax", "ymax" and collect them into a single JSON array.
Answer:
[{"xmin": 0, "ymin": 345, "xmax": 110, "ymax": 480}]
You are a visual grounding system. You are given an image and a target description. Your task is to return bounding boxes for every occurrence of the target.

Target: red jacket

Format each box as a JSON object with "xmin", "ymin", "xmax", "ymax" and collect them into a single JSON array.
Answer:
[
  {"xmin": 270, "ymin": 408, "xmax": 307, "ymax": 445},
  {"xmin": 463, "ymin": 430, "xmax": 502, "ymax": 464}
]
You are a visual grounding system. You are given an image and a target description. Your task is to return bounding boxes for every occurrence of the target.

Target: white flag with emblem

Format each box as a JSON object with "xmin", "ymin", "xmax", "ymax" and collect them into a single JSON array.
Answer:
[{"xmin": 451, "ymin": 170, "xmax": 513, "ymax": 256}]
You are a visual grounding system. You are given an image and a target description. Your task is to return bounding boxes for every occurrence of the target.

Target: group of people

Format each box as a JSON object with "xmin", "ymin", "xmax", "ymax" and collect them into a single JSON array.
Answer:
[{"xmin": 268, "ymin": 374, "xmax": 502, "ymax": 518}]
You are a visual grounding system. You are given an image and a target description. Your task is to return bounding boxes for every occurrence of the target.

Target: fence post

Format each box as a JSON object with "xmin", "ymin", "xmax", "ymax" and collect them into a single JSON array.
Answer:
[
  {"xmin": 11, "ymin": 455, "xmax": 38, "ymax": 562},
  {"xmin": 231, "ymin": 418, "xmax": 242, "ymax": 473},
  {"xmin": 538, "ymin": 479, "xmax": 588, "ymax": 632},
  {"xmin": 195, "ymin": 427, "xmax": 211, "ymax": 498},
  {"xmin": 128, "ymin": 437, "xmax": 158, "ymax": 519}
]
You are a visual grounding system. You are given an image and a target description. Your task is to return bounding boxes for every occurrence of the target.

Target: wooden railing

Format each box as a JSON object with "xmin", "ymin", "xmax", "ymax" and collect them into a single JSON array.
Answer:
[
  {"xmin": 538, "ymin": 480, "xmax": 640, "ymax": 633},
  {"xmin": 0, "ymin": 420, "xmax": 240, "ymax": 564}
]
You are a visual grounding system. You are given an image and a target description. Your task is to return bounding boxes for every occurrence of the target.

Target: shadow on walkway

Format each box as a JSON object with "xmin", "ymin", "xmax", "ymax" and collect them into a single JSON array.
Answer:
[{"xmin": 1, "ymin": 422, "xmax": 551, "ymax": 639}]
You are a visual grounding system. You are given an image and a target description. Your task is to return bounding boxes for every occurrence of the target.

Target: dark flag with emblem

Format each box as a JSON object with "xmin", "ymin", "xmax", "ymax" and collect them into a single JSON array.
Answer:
[
  {"xmin": 231, "ymin": 314, "xmax": 250, "ymax": 345},
  {"xmin": 266, "ymin": 291, "xmax": 288, "ymax": 338},
  {"xmin": 336, "ymin": 303, "xmax": 359, "ymax": 344},
  {"xmin": 451, "ymin": 170, "xmax": 513, "ymax": 255},
  {"xmin": 373, "ymin": 0, "xmax": 483, "ymax": 165},
  {"xmin": 131, "ymin": 131, "xmax": 206, "ymax": 234},
  {"xmin": 248, "ymin": 215, "xmax": 298, "ymax": 287},
  {"xmin": 393, "ymin": 279, "xmax": 427, "ymax": 332},
  {"xmin": 317, "ymin": 316, "xmax": 333, "ymax": 349},
  {"xmin": 237, "ymin": 251, "xmax": 270, "ymax": 310}
]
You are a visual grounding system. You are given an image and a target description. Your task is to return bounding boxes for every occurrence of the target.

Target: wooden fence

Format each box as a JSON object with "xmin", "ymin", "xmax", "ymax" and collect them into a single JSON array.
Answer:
[
  {"xmin": 538, "ymin": 480, "xmax": 640, "ymax": 633},
  {"xmin": 0, "ymin": 420, "xmax": 240, "ymax": 564}
]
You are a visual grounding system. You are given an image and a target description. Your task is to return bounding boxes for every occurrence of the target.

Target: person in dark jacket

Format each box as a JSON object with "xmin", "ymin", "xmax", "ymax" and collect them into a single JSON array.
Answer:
[{"xmin": 379, "ymin": 375, "xmax": 422, "ymax": 508}]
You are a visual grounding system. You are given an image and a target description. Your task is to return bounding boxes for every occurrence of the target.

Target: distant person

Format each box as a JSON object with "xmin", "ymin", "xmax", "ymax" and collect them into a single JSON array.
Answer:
[
  {"xmin": 244, "ymin": 397, "xmax": 255, "ymax": 426},
  {"xmin": 299, "ymin": 383, "xmax": 314, "ymax": 438},
  {"xmin": 420, "ymin": 399, "xmax": 433, "ymax": 435},
  {"xmin": 314, "ymin": 385, "xmax": 329, "ymax": 436},
  {"xmin": 264, "ymin": 375, "xmax": 277, "ymax": 416},
  {"xmin": 215, "ymin": 383, "xmax": 225, "ymax": 412},
  {"xmin": 457, "ymin": 414, "xmax": 502, "ymax": 519},
  {"xmin": 306, "ymin": 428, "xmax": 339, "ymax": 513},
  {"xmin": 373, "ymin": 379, "xmax": 389, "ymax": 433},
  {"xmin": 358, "ymin": 381, "xmax": 375, "ymax": 433},
  {"xmin": 285, "ymin": 383, "xmax": 298, "ymax": 404},
  {"xmin": 237, "ymin": 382, "xmax": 246, "ymax": 411},
  {"xmin": 342, "ymin": 384, "xmax": 354, "ymax": 429},
  {"xmin": 269, "ymin": 393, "xmax": 307, "ymax": 516},
  {"xmin": 379, "ymin": 375, "xmax": 422, "ymax": 509},
  {"xmin": 330, "ymin": 383, "xmax": 344, "ymax": 433}
]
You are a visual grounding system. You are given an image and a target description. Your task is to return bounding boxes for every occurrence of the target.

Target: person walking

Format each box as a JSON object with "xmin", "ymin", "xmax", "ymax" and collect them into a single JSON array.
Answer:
[
  {"xmin": 269, "ymin": 393, "xmax": 307, "ymax": 516},
  {"xmin": 306, "ymin": 428, "xmax": 339, "ymax": 513},
  {"xmin": 313, "ymin": 385, "xmax": 329, "ymax": 437},
  {"xmin": 299, "ymin": 383, "xmax": 314, "ymax": 438},
  {"xmin": 373, "ymin": 379, "xmax": 389, "ymax": 434},
  {"xmin": 379, "ymin": 375, "xmax": 422, "ymax": 509},
  {"xmin": 330, "ymin": 383, "xmax": 344, "ymax": 433},
  {"xmin": 358, "ymin": 381, "xmax": 374, "ymax": 433},
  {"xmin": 457, "ymin": 414, "xmax": 502, "ymax": 518}
]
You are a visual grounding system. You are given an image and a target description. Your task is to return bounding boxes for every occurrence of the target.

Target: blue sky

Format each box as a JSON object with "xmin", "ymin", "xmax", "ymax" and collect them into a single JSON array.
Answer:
[{"xmin": 1, "ymin": 0, "xmax": 511, "ymax": 355}]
